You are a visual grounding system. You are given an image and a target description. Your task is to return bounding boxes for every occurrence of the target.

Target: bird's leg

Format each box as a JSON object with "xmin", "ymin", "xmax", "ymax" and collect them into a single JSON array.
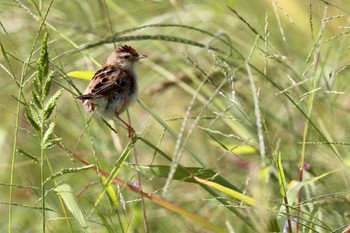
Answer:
[{"xmin": 115, "ymin": 113, "xmax": 135, "ymax": 138}]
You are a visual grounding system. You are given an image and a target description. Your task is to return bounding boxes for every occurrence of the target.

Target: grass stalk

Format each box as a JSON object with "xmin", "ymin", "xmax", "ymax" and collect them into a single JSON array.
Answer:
[
  {"xmin": 8, "ymin": 0, "xmax": 53, "ymax": 230},
  {"xmin": 40, "ymin": 109, "xmax": 46, "ymax": 232},
  {"xmin": 296, "ymin": 7, "xmax": 328, "ymax": 232},
  {"xmin": 8, "ymin": 64, "xmax": 23, "ymax": 233},
  {"xmin": 128, "ymin": 110, "xmax": 149, "ymax": 233}
]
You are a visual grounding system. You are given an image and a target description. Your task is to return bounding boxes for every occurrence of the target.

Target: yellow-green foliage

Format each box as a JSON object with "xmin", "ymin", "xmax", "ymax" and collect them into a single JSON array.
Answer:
[{"xmin": 1, "ymin": 1, "xmax": 350, "ymax": 233}]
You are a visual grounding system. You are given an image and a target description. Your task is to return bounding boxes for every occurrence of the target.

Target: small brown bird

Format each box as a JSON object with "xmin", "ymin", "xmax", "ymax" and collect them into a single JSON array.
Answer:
[{"xmin": 76, "ymin": 45, "xmax": 147, "ymax": 138}]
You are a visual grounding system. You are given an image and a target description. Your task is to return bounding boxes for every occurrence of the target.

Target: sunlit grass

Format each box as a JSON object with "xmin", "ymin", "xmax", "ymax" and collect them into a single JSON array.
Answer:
[{"xmin": 1, "ymin": 0, "xmax": 350, "ymax": 232}]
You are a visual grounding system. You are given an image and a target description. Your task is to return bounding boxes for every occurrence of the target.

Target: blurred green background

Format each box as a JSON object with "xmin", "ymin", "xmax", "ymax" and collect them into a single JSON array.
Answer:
[{"xmin": 1, "ymin": 0, "xmax": 350, "ymax": 232}]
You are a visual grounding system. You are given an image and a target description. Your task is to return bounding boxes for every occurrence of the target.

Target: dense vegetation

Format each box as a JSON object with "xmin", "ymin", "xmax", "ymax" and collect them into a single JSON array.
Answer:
[{"xmin": 1, "ymin": 1, "xmax": 350, "ymax": 232}]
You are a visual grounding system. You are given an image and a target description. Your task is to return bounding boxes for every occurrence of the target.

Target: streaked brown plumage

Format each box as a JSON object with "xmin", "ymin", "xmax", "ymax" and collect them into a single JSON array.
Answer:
[{"xmin": 76, "ymin": 45, "xmax": 146, "ymax": 138}]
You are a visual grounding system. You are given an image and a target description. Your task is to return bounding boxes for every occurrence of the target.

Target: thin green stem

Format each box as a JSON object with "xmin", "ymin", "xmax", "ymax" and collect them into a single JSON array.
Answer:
[
  {"xmin": 296, "ymin": 7, "xmax": 327, "ymax": 232},
  {"xmin": 8, "ymin": 69, "xmax": 23, "ymax": 233},
  {"xmin": 40, "ymin": 117, "xmax": 46, "ymax": 232},
  {"xmin": 9, "ymin": 0, "xmax": 51, "ymax": 229},
  {"xmin": 127, "ymin": 110, "xmax": 149, "ymax": 232}
]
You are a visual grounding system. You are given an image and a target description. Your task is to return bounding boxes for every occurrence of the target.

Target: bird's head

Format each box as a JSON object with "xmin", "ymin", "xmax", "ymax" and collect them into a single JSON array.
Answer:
[{"xmin": 105, "ymin": 45, "xmax": 147, "ymax": 70}]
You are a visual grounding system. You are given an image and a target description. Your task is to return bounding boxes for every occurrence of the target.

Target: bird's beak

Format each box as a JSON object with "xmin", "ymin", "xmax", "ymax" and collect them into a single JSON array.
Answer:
[{"xmin": 137, "ymin": 54, "xmax": 147, "ymax": 59}]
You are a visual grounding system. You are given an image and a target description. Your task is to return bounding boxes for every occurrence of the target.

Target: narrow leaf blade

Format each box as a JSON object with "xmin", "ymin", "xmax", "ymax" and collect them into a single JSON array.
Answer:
[
  {"xmin": 67, "ymin": 71, "xmax": 95, "ymax": 80},
  {"xmin": 55, "ymin": 184, "xmax": 91, "ymax": 233},
  {"xmin": 101, "ymin": 176, "xmax": 119, "ymax": 209},
  {"xmin": 194, "ymin": 176, "xmax": 256, "ymax": 206}
]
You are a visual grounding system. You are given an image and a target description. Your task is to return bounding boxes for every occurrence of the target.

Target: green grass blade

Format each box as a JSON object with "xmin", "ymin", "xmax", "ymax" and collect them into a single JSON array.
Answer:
[{"xmin": 55, "ymin": 184, "xmax": 91, "ymax": 233}]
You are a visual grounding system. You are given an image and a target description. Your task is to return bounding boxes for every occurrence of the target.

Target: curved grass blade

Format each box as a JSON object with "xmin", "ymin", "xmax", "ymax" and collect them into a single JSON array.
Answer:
[
  {"xmin": 83, "ymin": 34, "xmax": 223, "ymax": 53},
  {"xmin": 194, "ymin": 176, "xmax": 256, "ymax": 206},
  {"xmin": 129, "ymin": 164, "xmax": 240, "ymax": 192},
  {"xmin": 55, "ymin": 184, "xmax": 91, "ymax": 233},
  {"xmin": 67, "ymin": 71, "xmax": 95, "ymax": 80},
  {"xmin": 287, "ymin": 168, "xmax": 341, "ymax": 205}
]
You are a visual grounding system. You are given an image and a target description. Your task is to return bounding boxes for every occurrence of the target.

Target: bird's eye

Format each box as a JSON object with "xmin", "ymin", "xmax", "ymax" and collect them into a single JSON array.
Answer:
[{"xmin": 123, "ymin": 54, "xmax": 131, "ymax": 59}]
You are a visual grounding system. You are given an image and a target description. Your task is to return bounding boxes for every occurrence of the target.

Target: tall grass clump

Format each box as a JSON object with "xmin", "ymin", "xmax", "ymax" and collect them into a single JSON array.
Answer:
[{"xmin": 24, "ymin": 32, "xmax": 62, "ymax": 231}]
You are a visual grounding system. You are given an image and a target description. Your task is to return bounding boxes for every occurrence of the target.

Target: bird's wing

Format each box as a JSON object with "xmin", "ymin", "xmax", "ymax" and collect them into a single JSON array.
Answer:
[{"xmin": 77, "ymin": 66, "xmax": 132, "ymax": 100}]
